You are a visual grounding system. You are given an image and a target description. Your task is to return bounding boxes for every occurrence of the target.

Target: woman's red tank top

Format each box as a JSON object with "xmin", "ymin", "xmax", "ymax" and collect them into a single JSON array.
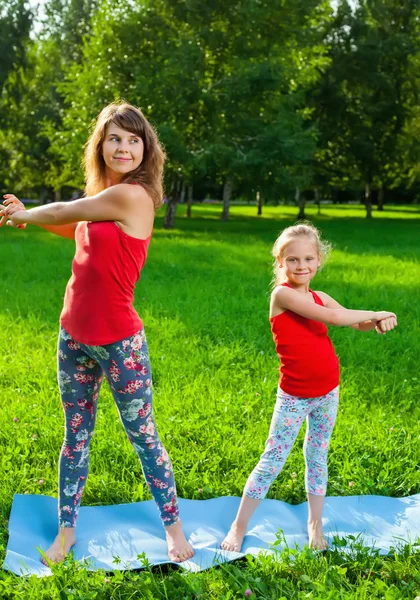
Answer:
[
  {"xmin": 60, "ymin": 221, "xmax": 151, "ymax": 345},
  {"xmin": 270, "ymin": 282, "xmax": 340, "ymax": 398}
]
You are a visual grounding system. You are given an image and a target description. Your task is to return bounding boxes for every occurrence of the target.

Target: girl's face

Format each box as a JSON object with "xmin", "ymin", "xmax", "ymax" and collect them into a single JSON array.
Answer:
[
  {"xmin": 279, "ymin": 238, "xmax": 321, "ymax": 286},
  {"xmin": 102, "ymin": 124, "xmax": 144, "ymax": 182}
]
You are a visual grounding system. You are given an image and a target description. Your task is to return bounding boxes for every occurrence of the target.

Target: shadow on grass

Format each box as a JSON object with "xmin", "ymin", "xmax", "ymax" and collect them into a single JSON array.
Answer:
[
  {"xmin": 0, "ymin": 216, "xmax": 419, "ymax": 341},
  {"xmin": 153, "ymin": 209, "xmax": 418, "ymax": 234}
]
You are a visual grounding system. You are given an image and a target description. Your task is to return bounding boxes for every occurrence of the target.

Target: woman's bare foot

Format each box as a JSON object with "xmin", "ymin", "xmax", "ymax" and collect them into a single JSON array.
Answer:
[
  {"xmin": 221, "ymin": 521, "xmax": 247, "ymax": 552},
  {"xmin": 308, "ymin": 520, "xmax": 328, "ymax": 551},
  {"xmin": 41, "ymin": 527, "xmax": 76, "ymax": 565},
  {"xmin": 165, "ymin": 520, "xmax": 194, "ymax": 562}
]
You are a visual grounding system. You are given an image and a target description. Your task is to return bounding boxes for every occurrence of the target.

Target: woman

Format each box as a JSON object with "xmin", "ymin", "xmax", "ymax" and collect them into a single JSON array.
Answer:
[{"xmin": 1, "ymin": 102, "xmax": 194, "ymax": 564}]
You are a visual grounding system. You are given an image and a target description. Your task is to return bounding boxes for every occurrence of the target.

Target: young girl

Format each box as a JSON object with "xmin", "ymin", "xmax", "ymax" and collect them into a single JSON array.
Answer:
[
  {"xmin": 221, "ymin": 222, "xmax": 397, "ymax": 552},
  {"xmin": 0, "ymin": 102, "xmax": 194, "ymax": 564}
]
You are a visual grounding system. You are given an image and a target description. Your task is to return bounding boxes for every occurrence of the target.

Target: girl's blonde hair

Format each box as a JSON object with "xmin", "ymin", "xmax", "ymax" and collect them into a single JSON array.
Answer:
[
  {"xmin": 83, "ymin": 101, "xmax": 165, "ymax": 209},
  {"xmin": 271, "ymin": 221, "xmax": 332, "ymax": 287}
]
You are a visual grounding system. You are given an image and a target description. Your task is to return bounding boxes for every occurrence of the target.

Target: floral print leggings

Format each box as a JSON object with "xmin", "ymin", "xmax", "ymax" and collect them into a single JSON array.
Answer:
[
  {"xmin": 244, "ymin": 386, "xmax": 339, "ymax": 499},
  {"xmin": 57, "ymin": 326, "xmax": 179, "ymax": 528}
]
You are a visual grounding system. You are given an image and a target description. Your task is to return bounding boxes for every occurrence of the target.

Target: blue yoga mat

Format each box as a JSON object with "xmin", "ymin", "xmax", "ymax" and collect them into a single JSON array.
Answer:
[{"xmin": 3, "ymin": 493, "xmax": 420, "ymax": 576}]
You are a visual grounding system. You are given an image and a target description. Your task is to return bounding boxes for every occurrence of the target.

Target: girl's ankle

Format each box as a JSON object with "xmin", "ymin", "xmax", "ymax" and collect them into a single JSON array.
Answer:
[{"xmin": 232, "ymin": 520, "xmax": 248, "ymax": 531}]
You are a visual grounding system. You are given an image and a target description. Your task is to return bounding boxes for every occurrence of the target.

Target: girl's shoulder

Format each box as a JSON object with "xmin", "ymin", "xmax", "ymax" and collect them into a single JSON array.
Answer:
[
  {"xmin": 313, "ymin": 290, "xmax": 342, "ymax": 309},
  {"xmin": 270, "ymin": 284, "xmax": 287, "ymax": 303},
  {"xmin": 270, "ymin": 284, "xmax": 294, "ymax": 318},
  {"xmin": 271, "ymin": 282, "xmax": 291, "ymax": 296},
  {"xmin": 312, "ymin": 289, "xmax": 328, "ymax": 301}
]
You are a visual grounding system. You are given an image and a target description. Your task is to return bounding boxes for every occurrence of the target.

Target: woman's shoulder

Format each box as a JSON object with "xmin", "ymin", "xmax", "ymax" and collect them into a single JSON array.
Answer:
[
  {"xmin": 108, "ymin": 183, "xmax": 154, "ymax": 214},
  {"xmin": 111, "ymin": 182, "xmax": 151, "ymax": 201}
]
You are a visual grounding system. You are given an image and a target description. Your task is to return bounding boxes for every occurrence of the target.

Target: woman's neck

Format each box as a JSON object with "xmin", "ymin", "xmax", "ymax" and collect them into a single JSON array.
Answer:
[{"xmin": 105, "ymin": 169, "xmax": 121, "ymax": 188}]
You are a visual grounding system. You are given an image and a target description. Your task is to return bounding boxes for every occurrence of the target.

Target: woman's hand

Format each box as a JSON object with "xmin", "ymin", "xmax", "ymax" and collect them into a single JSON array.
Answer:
[
  {"xmin": 375, "ymin": 315, "xmax": 397, "ymax": 334},
  {"xmin": 0, "ymin": 195, "xmax": 27, "ymax": 229}
]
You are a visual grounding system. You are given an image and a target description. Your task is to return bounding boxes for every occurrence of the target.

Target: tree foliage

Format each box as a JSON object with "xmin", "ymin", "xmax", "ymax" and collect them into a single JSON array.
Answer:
[
  {"xmin": 311, "ymin": 0, "xmax": 420, "ymax": 214},
  {"xmin": 0, "ymin": 0, "xmax": 419, "ymax": 221}
]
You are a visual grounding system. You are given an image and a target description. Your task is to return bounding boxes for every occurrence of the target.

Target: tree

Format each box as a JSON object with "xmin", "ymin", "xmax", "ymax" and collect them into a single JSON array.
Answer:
[
  {"xmin": 46, "ymin": 0, "xmax": 333, "ymax": 226},
  {"xmin": 311, "ymin": 0, "xmax": 420, "ymax": 216},
  {"xmin": 0, "ymin": 0, "xmax": 33, "ymax": 193},
  {"xmin": 0, "ymin": 0, "xmax": 99, "ymax": 198},
  {"xmin": 0, "ymin": 0, "xmax": 32, "ymax": 92}
]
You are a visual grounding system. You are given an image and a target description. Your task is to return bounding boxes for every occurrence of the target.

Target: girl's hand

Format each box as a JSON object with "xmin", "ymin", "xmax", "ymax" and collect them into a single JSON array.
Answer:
[
  {"xmin": 374, "ymin": 311, "xmax": 396, "ymax": 322},
  {"xmin": 0, "ymin": 195, "xmax": 27, "ymax": 229},
  {"xmin": 375, "ymin": 315, "xmax": 397, "ymax": 335}
]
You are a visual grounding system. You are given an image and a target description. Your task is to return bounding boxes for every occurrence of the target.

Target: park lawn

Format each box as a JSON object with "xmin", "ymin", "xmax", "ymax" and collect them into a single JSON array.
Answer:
[{"xmin": 0, "ymin": 204, "xmax": 419, "ymax": 599}]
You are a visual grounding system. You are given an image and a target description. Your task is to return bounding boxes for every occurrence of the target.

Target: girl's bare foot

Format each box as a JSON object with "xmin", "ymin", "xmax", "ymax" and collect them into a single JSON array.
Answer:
[
  {"xmin": 165, "ymin": 520, "xmax": 194, "ymax": 562},
  {"xmin": 41, "ymin": 527, "xmax": 76, "ymax": 565},
  {"xmin": 221, "ymin": 522, "xmax": 247, "ymax": 552},
  {"xmin": 308, "ymin": 520, "xmax": 328, "ymax": 551}
]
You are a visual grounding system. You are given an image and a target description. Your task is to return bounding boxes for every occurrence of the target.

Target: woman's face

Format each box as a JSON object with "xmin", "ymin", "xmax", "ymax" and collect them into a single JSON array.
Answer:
[{"xmin": 102, "ymin": 124, "xmax": 144, "ymax": 180}]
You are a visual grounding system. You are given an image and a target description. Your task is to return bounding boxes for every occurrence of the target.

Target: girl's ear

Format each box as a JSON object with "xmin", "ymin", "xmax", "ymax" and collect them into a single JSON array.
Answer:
[{"xmin": 277, "ymin": 256, "xmax": 283, "ymax": 268}]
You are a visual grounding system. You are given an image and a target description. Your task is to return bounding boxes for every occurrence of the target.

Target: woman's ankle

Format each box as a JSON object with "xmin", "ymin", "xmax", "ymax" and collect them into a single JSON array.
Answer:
[
  {"xmin": 164, "ymin": 518, "xmax": 183, "ymax": 532},
  {"xmin": 58, "ymin": 526, "xmax": 76, "ymax": 538}
]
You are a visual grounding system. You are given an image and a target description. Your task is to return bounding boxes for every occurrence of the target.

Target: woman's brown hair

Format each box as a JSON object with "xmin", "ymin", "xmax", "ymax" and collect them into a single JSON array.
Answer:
[{"xmin": 83, "ymin": 101, "xmax": 165, "ymax": 209}]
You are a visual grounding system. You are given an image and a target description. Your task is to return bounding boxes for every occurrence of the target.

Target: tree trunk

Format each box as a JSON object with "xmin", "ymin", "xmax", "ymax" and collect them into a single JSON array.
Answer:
[
  {"xmin": 54, "ymin": 188, "xmax": 61, "ymax": 203},
  {"xmin": 256, "ymin": 191, "xmax": 262, "ymax": 216},
  {"xmin": 179, "ymin": 181, "xmax": 186, "ymax": 204},
  {"xmin": 186, "ymin": 185, "xmax": 193, "ymax": 218},
  {"xmin": 377, "ymin": 185, "xmax": 384, "ymax": 211},
  {"xmin": 296, "ymin": 187, "xmax": 306, "ymax": 220},
  {"xmin": 315, "ymin": 188, "xmax": 321, "ymax": 215},
  {"xmin": 221, "ymin": 178, "xmax": 233, "ymax": 221},
  {"xmin": 365, "ymin": 182, "xmax": 373, "ymax": 219},
  {"xmin": 40, "ymin": 188, "xmax": 49, "ymax": 205},
  {"xmin": 163, "ymin": 176, "xmax": 180, "ymax": 229}
]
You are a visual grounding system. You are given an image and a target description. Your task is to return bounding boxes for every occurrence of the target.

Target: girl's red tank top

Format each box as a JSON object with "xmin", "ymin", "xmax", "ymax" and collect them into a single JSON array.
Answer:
[
  {"xmin": 270, "ymin": 282, "xmax": 340, "ymax": 398},
  {"xmin": 60, "ymin": 220, "xmax": 151, "ymax": 345}
]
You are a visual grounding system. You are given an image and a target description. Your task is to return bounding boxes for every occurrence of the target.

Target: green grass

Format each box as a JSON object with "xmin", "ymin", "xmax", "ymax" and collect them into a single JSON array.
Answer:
[{"xmin": 0, "ymin": 203, "xmax": 419, "ymax": 598}]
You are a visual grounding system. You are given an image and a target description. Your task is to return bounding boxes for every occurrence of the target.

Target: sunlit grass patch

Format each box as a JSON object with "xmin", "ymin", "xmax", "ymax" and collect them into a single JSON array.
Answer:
[{"xmin": 0, "ymin": 205, "xmax": 419, "ymax": 597}]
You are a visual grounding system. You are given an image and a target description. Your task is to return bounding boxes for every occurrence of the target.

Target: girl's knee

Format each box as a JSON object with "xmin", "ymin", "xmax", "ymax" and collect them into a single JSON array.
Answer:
[
  {"xmin": 306, "ymin": 486, "xmax": 327, "ymax": 496},
  {"xmin": 305, "ymin": 456, "xmax": 328, "ymax": 472},
  {"xmin": 253, "ymin": 461, "xmax": 283, "ymax": 482}
]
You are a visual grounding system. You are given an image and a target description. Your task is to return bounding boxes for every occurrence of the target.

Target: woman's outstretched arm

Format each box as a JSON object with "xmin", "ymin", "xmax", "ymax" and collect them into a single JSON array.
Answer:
[
  {"xmin": 1, "ymin": 184, "xmax": 149, "ymax": 228},
  {"xmin": 38, "ymin": 223, "xmax": 78, "ymax": 239},
  {"xmin": 1, "ymin": 195, "xmax": 77, "ymax": 239}
]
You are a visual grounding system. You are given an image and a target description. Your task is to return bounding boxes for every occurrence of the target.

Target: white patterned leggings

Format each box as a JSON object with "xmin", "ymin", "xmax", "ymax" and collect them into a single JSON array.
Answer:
[{"xmin": 244, "ymin": 386, "xmax": 339, "ymax": 499}]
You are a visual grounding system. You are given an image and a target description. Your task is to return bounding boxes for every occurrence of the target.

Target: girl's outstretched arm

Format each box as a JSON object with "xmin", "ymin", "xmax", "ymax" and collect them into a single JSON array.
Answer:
[
  {"xmin": 315, "ymin": 291, "xmax": 397, "ymax": 333},
  {"xmin": 271, "ymin": 286, "xmax": 396, "ymax": 328}
]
